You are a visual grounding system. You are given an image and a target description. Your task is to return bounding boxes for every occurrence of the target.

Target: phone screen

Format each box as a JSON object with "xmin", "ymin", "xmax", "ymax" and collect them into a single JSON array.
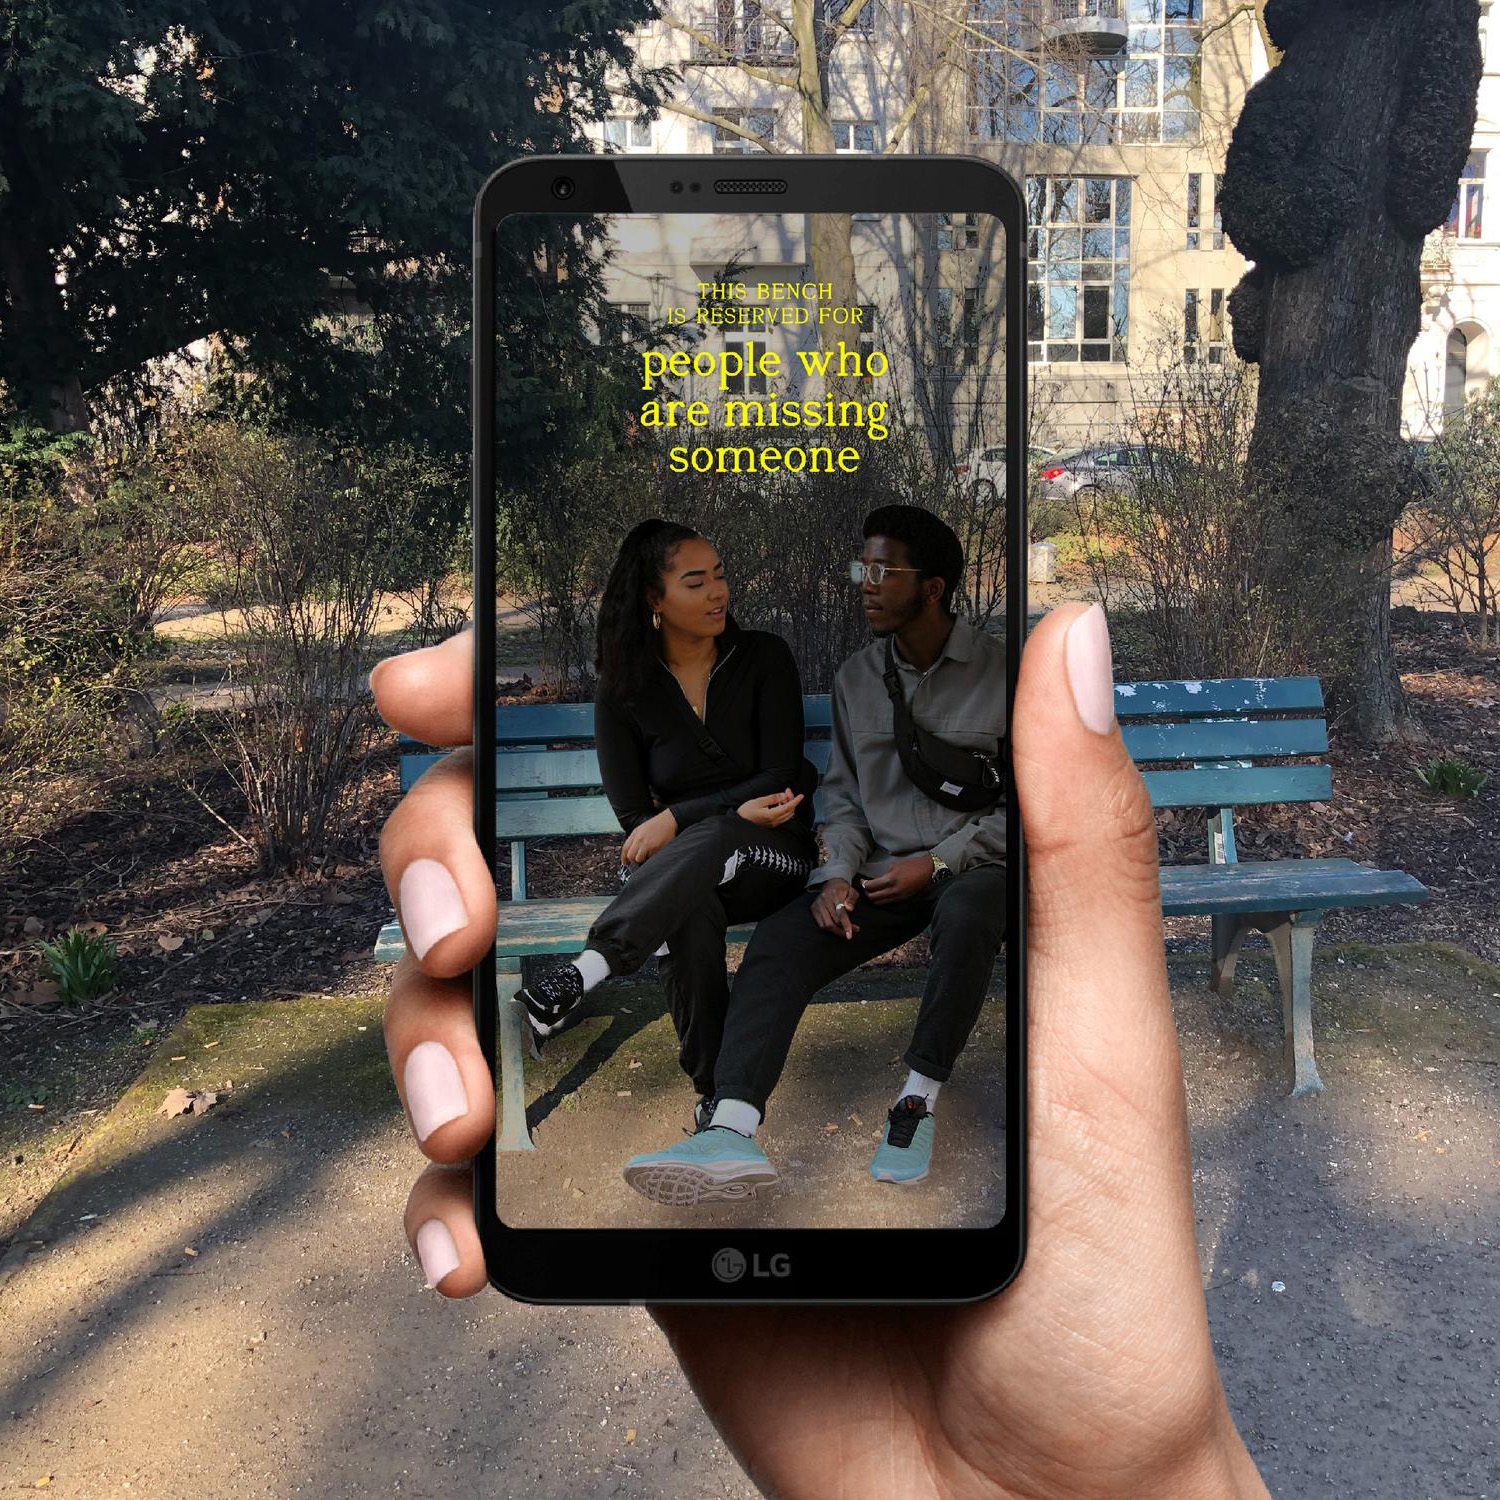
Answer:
[{"xmin": 486, "ymin": 191, "xmax": 1016, "ymax": 1236}]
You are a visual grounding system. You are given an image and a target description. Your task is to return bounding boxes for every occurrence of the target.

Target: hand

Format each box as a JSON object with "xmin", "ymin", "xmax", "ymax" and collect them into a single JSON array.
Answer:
[
  {"xmin": 809, "ymin": 877, "xmax": 859, "ymax": 939},
  {"xmin": 860, "ymin": 852, "xmax": 934, "ymax": 905},
  {"xmin": 370, "ymin": 609, "xmax": 1270, "ymax": 1499},
  {"xmin": 737, "ymin": 788, "xmax": 804, "ymax": 827},
  {"xmin": 621, "ymin": 806, "xmax": 677, "ymax": 865}
]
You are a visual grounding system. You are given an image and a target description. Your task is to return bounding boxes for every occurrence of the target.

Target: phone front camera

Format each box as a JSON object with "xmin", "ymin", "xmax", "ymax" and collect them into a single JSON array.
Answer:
[
  {"xmin": 551, "ymin": 176, "xmax": 576, "ymax": 201},
  {"xmin": 689, "ymin": 181, "xmax": 702, "ymax": 193},
  {"xmin": 670, "ymin": 180, "xmax": 684, "ymax": 194}
]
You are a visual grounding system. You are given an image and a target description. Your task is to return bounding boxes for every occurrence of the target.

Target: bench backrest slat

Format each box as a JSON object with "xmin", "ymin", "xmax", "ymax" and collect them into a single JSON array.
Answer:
[
  {"xmin": 1120, "ymin": 717, "xmax": 1328, "ymax": 763},
  {"xmin": 1113, "ymin": 676, "xmax": 1324, "ymax": 718},
  {"xmin": 1140, "ymin": 762, "xmax": 1332, "ymax": 810},
  {"xmin": 396, "ymin": 675, "xmax": 1333, "ymax": 878}
]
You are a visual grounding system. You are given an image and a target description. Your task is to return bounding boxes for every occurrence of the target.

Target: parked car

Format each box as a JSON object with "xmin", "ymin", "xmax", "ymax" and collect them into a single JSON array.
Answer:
[
  {"xmin": 954, "ymin": 444, "xmax": 1057, "ymax": 500},
  {"xmin": 1037, "ymin": 443, "xmax": 1172, "ymax": 507}
]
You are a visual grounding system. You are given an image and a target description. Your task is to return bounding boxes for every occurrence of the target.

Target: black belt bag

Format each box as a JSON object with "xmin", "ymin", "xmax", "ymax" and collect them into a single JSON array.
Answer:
[{"xmin": 882, "ymin": 638, "xmax": 1003, "ymax": 813}]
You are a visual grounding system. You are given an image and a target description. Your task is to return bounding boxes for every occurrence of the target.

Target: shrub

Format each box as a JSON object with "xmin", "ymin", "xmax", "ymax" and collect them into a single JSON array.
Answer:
[
  {"xmin": 182, "ymin": 421, "xmax": 458, "ymax": 871},
  {"xmin": 1073, "ymin": 352, "xmax": 1274, "ymax": 679},
  {"xmin": 1398, "ymin": 387, "xmax": 1500, "ymax": 650},
  {"xmin": 1416, "ymin": 756, "xmax": 1488, "ymax": 798},
  {"xmin": 0, "ymin": 419, "xmax": 143, "ymax": 791},
  {"xmin": 39, "ymin": 928, "xmax": 118, "ymax": 1004}
]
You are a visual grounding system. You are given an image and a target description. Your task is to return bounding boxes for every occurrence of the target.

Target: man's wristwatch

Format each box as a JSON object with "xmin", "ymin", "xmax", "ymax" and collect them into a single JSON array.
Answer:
[{"xmin": 929, "ymin": 853, "xmax": 953, "ymax": 886}]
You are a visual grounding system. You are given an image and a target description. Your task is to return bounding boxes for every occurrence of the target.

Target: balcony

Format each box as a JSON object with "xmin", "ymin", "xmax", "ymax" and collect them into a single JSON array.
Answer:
[
  {"xmin": 1044, "ymin": 0, "xmax": 1128, "ymax": 56},
  {"xmin": 1421, "ymin": 228, "xmax": 1456, "ymax": 293}
]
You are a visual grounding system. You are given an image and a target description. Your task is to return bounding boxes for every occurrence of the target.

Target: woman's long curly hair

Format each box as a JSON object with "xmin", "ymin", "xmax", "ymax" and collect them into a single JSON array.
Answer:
[{"xmin": 595, "ymin": 518, "xmax": 704, "ymax": 704}]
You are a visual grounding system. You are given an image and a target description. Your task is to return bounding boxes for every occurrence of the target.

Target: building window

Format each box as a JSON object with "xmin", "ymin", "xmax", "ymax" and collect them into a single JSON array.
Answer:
[
  {"xmin": 968, "ymin": 0, "xmax": 1200, "ymax": 146},
  {"xmin": 723, "ymin": 331, "xmax": 768, "ymax": 394},
  {"xmin": 1448, "ymin": 152, "xmax": 1486, "ymax": 239},
  {"xmin": 606, "ymin": 301, "xmax": 651, "ymax": 344},
  {"xmin": 1184, "ymin": 287, "xmax": 1226, "ymax": 363},
  {"xmin": 856, "ymin": 303, "xmax": 877, "ymax": 359},
  {"xmin": 962, "ymin": 288, "xmax": 982, "ymax": 362},
  {"xmin": 1026, "ymin": 175, "xmax": 1131, "ymax": 364},
  {"xmin": 832, "ymin": 119, "xmax": 877, "ymax": 152},
  {"xmin": 1184, "ymin": 171, "xmax": 1224, "ymax": 249},
  {"xmin": 712, "ymin": 108, "xmax": 775, "ymax": 154},
  {"xmin": 939, "ymin": 212, "xmax": 980, "ymax": 250},
  {"xmin": 714, "ymin": 0, "xmax": 762, "ymax": 56},
  {"xmin": 827, "ymin": 0, "xmax": 875, "ymax": 35},
  {"xmin": 603, "ymin": 116, "xmax": 653, "ymax": 152}
]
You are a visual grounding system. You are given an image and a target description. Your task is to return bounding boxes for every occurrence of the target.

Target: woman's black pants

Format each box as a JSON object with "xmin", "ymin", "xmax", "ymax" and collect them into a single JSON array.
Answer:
[{"xmin": 585, "ymin": 812, "xmax": 817, "ymax": 1097}]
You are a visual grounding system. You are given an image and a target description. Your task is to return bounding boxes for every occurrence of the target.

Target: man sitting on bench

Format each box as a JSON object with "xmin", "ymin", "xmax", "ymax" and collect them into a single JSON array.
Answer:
[{"xmin": 624, "ymin": 505, "xmax": 1008, "ymax": 1205}]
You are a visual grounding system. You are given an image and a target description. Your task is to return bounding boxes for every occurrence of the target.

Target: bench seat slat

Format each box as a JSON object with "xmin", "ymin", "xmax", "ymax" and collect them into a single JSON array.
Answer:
[
  {"xmin": 372, "ymin": 857, "xmax": 1426, "ymax": 962},
  {"xmin": 1159, "ymin": 859, "xmax": 1428, "ymax": 916}
]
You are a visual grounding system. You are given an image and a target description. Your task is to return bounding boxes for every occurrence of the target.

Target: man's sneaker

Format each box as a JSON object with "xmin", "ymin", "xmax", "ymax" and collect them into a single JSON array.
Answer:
[
  {"xmin": 870, "ymin": 1095, "xmax": 936, "ymax": 1184},
  {"xmin": 623, "ymin": 1126, "xmax": 778, "ymax": 1206},
  {"xmin": 693, "ymin": 1095, "xmax": 714, "ymax": 1132},
  {"xmin": 515, "ymin": 962, "xmax": 585, "ymax": 1042}
]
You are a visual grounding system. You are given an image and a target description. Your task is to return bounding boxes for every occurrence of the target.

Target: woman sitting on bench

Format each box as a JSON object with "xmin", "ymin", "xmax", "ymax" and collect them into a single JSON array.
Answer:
[{"xmin": 515, "ymin": 518, "xmax": 818, "ymax": 1129}]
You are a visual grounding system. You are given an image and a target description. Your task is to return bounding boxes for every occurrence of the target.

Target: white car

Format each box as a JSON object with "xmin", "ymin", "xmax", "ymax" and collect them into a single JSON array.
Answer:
[{"xmin": 954, "ymin": 445, "xmax": 1057, "ymax": 500}]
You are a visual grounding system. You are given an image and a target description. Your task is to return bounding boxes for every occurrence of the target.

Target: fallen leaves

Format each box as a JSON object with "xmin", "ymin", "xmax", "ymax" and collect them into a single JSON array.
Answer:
[
  {"xmin": 157, "ymin": 935, "xmax": 185, "ymax": 953},
  {"xmin": 22, "ymin": 916, "xmax": 44, "ymax": 936},
  {"xmin": 157, "ymin": 1087, "xmax": 220, "ymax": 1117},
  {"xmin": 6, "ymin": 980, "xmax": 60, "ymax": 1007}
]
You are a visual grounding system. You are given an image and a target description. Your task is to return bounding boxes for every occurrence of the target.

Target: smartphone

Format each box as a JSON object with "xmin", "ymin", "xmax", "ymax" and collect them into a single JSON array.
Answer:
[{"xmin": 472, "ymin": 154, "xmax": 1026, "ymax": 1303}]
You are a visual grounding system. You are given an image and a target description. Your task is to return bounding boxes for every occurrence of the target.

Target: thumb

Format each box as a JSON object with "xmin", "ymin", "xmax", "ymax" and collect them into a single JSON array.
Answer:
[{"xmin": 1013, "ymin": 602, "xmax": 1193, "ymax": 1189}]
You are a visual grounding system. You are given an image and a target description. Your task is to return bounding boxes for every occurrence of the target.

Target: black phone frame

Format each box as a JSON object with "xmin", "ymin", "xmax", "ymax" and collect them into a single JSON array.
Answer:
[{"xmin": 473, "ymin": 154, "xmax": 1027, "ymax": 1305}]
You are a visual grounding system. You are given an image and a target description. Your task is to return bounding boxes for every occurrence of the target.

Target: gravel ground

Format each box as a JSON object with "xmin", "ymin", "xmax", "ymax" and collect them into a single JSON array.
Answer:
[{"xmin": 1, "ymin": 942, "xmax": 1498, "ymax": 1498}]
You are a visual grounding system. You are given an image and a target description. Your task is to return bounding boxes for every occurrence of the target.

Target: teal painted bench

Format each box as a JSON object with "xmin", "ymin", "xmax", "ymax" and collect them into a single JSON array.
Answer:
[{"xmin": 375, "ymin": 676, "xmax": 1427, "ymax": 1148}]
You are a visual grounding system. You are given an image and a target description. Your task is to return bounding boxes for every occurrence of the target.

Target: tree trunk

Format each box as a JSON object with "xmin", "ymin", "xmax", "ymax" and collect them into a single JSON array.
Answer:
[
  {"xmin": 1220, "ymin": 0, "xmax": 1481, "ymax": 740},
  {"xmin": 792, "ymin": 0, "xmax": 857, "ymax": 376}
]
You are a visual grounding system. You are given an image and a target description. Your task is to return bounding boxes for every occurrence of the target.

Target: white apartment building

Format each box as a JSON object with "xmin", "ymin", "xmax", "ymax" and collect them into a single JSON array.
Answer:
[
  {"xmin": 1406, "ymin": 1, "xmax": 1500, "ymax": 436},
  {"xmin": 595, "ymin": 1, "xmax": 1499, "ymax": 450},
  {"xmin": 589, "ymin": 0, "xmax": 1262, "ymax": 450}
]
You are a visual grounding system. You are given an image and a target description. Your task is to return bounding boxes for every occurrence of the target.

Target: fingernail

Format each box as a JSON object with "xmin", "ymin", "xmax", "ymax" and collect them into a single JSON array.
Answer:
[
  {"xmin": 1064, "ymin": 604, "xmax": 1116, "ymax": 735},
  {"xmin": 404, "ymin": 1040, "xmax": 469, "ymax": 1140},
  {"xmin": 415, "ymin": 1218, "xmax": 460, "ymax": 1289},
  {"xmin": 399, "ymin": 858, "xmax": 468, "ymax": 959}
]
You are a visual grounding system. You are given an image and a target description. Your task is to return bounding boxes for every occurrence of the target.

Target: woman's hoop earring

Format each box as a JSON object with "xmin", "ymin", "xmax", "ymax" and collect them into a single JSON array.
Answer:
[{"xmin": 651, "ymin": 612, "xmax": 661, "ymax": 630}]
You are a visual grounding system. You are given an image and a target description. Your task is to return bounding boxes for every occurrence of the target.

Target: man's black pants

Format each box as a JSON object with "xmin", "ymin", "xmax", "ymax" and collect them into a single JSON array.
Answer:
[
  {"xmin": 585, "ymin": 812, "xmax": 817, "ymax": 1097},
  {"xmin": 712, "ymin": 863, "xmax": 1008, "ymax": 1116}
]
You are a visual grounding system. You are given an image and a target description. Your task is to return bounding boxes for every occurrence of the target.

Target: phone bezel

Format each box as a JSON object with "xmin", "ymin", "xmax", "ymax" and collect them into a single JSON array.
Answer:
[{"xmin": 472, "ymin": 154, "xmax": 1027, "ymax": 1304}]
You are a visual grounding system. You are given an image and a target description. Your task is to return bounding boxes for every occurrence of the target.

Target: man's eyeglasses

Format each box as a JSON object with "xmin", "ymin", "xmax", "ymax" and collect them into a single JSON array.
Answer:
[{"xmin": 849, "ymin": 560, "xmax": 922, "ymax": 586}]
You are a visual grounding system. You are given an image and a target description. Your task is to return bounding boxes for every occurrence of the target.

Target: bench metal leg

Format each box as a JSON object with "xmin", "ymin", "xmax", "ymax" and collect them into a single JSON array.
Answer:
[
  {"xmin": 1210, "ymin": 914, "xmax": 1250, "ymax": 997},
  {"xmin": 496, "ymin": 960, "xmax": 536, "ymax": 1152},
  {"xmin": 1256, "ymin": 910, "xmax": 1325, "ymax": 1097}
]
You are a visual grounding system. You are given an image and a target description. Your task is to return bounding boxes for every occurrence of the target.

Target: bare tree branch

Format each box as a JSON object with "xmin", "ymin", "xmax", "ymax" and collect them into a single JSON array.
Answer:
[{"xmin": 827, "ymin": 0, "xmax": 877, "ymax": 46}]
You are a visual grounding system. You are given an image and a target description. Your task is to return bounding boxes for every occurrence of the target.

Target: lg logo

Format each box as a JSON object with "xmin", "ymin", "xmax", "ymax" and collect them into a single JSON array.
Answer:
[{"xmin": 711, "ymin": 1248, "xmax": 790, "ymax": 1283}]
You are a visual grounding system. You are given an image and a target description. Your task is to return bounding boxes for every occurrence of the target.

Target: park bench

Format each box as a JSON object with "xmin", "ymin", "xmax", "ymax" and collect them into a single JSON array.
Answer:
[{"xmin": 375, "ymin": 675, "xmax": 1427, "ymax": 1149}]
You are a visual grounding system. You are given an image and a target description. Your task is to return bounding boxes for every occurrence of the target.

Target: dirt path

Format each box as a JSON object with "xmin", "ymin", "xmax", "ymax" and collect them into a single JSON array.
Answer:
[{"xmin": 1, "ymin": 943, "xmax": 1498, "ymax": 1497}]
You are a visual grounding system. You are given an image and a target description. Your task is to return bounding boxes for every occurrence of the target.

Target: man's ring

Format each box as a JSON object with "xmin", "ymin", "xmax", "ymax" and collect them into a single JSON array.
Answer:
[{"xmin": 834, "ymin": 901, "xmax": 847, "ymax": 912}]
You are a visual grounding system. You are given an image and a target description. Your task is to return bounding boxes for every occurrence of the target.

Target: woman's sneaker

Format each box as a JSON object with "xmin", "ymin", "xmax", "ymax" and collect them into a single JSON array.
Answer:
[
  {"xmin": 623, "ymin": 1117, "xmax": 778, "ymax": 1206},
  {"xmin": 515, "ymin": 962, "xmax": 585, "ymax": 1042},
  {"xmin": 869, "ymin": 1096, "xmax": 936, "ymax": 1184}
]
